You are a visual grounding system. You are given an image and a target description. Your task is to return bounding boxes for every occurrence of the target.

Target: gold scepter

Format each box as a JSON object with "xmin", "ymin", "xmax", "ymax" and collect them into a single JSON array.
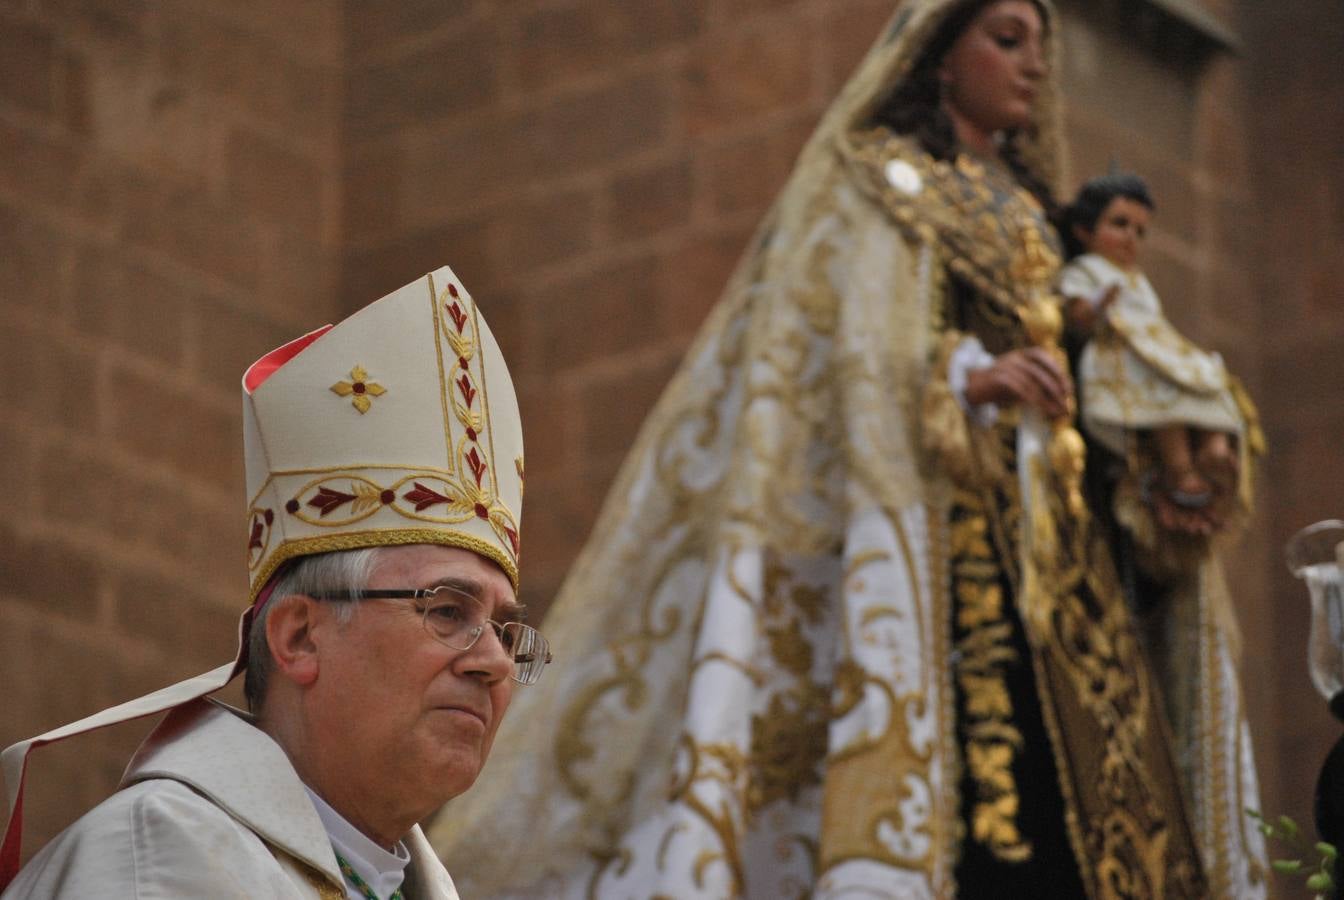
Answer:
[{"xmin": 1014, "ymin": 218, "xmax": 1088, "ymax": 523}]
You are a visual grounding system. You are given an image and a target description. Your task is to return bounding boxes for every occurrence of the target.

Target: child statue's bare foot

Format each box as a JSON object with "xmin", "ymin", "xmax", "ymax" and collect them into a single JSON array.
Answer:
[
  {"xmin": 1169, "ymin": 468, "xmax": 1212, "ymax": 506},
  {"xmin": 1154, "ymin": 468, "xmax": 1215, "ymax": 535}
]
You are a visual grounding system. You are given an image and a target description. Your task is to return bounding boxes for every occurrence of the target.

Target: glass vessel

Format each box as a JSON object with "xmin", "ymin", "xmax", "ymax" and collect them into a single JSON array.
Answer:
[{"xmin": 1287, "ymin": 520, "xmax": 1344, "ymax": 703}]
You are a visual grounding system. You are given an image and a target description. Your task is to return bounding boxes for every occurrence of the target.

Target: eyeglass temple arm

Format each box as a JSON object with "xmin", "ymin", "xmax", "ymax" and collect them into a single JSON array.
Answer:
[{"xmin": 309, "ymin": 590, "xmax": 430, "ymax": 600}]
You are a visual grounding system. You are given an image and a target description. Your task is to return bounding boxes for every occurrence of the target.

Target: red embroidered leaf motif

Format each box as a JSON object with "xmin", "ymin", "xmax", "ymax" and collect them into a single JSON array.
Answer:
[
  {"xmin": 456, "ymin": 374, "xmax": 476, "ymax": 408},
  {"xmin": 248, "ymin": 517, "xmax": 265, "ymax": 551},
  {"xmin": 466, "ymin": 447, "xmax": 487, "ymax": 487},
  {"xmin": 307, "ymin": 486, "xmax": 356, "ymax": 518},
  {"xmin": 502, "ymin": 523, "xmax": 520, "ymax": 556},
  {"xmin": 446, "ymin": 302, "xmax": 468, "ymax": 333},
  {"xmin": 404, "ymin": 482, "xmax": 450, "ymax": 512}
]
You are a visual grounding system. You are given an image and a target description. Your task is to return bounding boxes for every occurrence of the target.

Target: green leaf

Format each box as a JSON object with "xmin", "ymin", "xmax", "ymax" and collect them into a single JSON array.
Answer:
[
  {"xmin": 1307, "ymin": 871, "xmax": 1332, "ymax": 891},
  {"xmin": 1279, "ymin": 816, "xmax": 1301, "ymax": 838},
  {"xmin": 1318, "ymin": 842, "xmax": 1339, "ymax": 859},
  {"xmin": 1272, "ymin": 859, "xmax": 1304, "ymax": 874},
  {"xmin": 1257, "ymin": 822, "xmax": 1274, "ymax": 837}
]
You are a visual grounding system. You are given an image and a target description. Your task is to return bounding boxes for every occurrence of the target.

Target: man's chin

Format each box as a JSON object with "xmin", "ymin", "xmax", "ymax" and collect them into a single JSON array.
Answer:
[
  {"xmin": 430, "ymin": 767, "xmax": 482, "ymax": 806},
  {"xmin": 417, "ymin": 745, "xmax": 484, "ymax": 795}
]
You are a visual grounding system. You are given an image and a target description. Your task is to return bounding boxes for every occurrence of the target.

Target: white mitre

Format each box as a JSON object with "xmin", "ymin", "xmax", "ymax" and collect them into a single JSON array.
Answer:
[{"xmin": 243, "ymin": 265, "xmax": 523, "ymax": 599}]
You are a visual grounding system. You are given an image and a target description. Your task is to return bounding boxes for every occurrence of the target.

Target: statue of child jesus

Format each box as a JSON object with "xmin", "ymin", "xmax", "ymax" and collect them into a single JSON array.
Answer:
[{"xmin": 1059, "ymin": 172, "xmax": 1251, "ymax": 536}]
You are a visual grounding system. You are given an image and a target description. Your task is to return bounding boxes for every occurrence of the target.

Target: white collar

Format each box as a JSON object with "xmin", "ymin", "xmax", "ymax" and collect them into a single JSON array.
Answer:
[{"xmin": 303, "ymin": 786, "xmax": 410, "ymax": 900}]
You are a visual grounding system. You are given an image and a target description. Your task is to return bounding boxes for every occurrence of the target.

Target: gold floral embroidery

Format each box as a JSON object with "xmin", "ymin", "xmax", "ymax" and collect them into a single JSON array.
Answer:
[
  {"xmin": 329, "ymin": 365, "xmax": 387, "ymax": 414},
  {"xmin": 668, "ymin": 736, "xmax": 750, "ymax": 895},
  {"xmin": 971, "ymin": 792, "xmax": 1029, "ymax": 862},
  {"xmin": 960, "ymin": 673, "xmax": 1012, "ymax": 720},
  {"xmin": 956, "ymin": 581, "xmax": 1003, "ymax": 630},
  {"xmin": 286, "ymin": 473, "xmax": 483, "ymax": 526},
  {"xmin": 967, "ymin": 743, "xmax": 1016, "ymax": 794},
  {"xmin": 848, "ymin": 130, "xmax": 1064, "ymax": 317},
  {"xmin": 432, "ymin": 279, "xmax": 521, "ymax": 560},
  {"xmin": 749, "ymin": 686, "xmax": 828, "ymax": 811},
  {"xmin": 747, "ymin": 558, "xmax": 830, "ymax": 816},
  {"xmin": 951, "ymin": 484, "xmax": 1032, "ymax": 866}
]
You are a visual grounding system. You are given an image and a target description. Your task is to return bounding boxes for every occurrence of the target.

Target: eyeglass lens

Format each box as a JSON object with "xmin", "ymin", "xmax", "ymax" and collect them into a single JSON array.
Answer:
[{"xmin": 420, "ymin": 588, "xmax": 550, "ymax": 685}]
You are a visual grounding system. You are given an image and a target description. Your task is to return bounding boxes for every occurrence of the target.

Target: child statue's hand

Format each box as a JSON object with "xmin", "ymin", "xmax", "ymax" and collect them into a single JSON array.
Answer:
[
  {"xmin": 1062, "ymin": 284, "xmax": 1119, "ymax": 337},
  {"xmin": 1096, "ymin": 283, "xmax": 1120, "ymax": 314}
]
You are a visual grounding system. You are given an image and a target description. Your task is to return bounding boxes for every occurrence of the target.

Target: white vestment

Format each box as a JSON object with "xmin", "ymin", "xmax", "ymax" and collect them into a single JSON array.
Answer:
[
  {"xmin": 1059, "ymin": 252, "xmax": 1243, "ymax": 456},
  {"xmin": 1, "ymin": 698, "xmax": 459, "ymax": 899}
]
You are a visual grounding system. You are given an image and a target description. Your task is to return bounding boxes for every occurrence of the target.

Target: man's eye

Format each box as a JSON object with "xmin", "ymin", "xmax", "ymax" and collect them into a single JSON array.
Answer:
[
  {"xmin": 426, "ymin": 602, "xmax": 468, "ymax": 622},
  {"xmin": 994, "ymin": 34, "xmax": 1021, "ymax": 49}
]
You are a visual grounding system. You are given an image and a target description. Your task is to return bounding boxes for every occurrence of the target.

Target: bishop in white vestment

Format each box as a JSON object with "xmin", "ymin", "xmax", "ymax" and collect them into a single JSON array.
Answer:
[{"xmin": 2, "ymin": 266, "xmax": 548, "ymax": 900}]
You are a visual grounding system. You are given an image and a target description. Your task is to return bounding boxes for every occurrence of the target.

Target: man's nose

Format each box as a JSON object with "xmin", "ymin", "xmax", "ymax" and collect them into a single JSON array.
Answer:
[{"xmin": 457, "ymin": 623, "xmax": 514, "ymax": 683}]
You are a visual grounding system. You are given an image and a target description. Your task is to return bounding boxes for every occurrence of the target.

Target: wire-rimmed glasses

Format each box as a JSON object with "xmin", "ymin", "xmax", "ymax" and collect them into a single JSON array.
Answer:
[{"xmin": 312, "ymin": 585, "xmax": 552, "ymax": 685}]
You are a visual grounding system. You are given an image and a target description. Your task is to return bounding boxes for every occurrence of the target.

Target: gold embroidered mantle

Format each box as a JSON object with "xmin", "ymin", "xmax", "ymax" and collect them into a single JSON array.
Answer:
[{"xmin": 844, "ymin": 129, "xmax": 1211, "ymax": 898}]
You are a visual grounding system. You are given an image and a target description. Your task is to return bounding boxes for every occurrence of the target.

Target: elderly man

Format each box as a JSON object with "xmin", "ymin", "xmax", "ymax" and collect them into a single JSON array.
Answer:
[{"xmin": 0, "ymin": 266, "xmax": 545, "ymax": 898}]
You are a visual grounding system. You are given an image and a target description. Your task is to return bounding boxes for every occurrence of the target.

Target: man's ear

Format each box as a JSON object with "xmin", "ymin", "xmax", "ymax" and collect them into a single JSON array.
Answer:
[{"xmin": 265, "ymin": 595, "xmax": 323, "ymax": 687}]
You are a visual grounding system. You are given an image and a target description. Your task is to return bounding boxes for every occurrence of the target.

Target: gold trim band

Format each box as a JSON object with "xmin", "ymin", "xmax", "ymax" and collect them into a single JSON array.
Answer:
[{"xmin": 247, "ymin": 527, "xmax": 521, "ymax": 604}]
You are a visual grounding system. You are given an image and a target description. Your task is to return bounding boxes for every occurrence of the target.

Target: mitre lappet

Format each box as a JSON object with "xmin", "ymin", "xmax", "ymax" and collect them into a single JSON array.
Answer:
[{"xmin": 1, "ymin": 265, "xmax": 523, "ymax": 886}]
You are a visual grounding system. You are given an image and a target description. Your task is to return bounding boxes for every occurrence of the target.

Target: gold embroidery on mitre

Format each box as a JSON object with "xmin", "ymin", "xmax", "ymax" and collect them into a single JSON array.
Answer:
[
  {"xmin": 249, "ymin": 527, "xmax": 520, "ymax": 603},
  {"xmin": 329, "ymin": 365, "xmax": 387, "ymax": 414},
  {"xmin": 278, "ymin": 469, "xmax": 519, "ymax": 558},
  {"xmin": 431, "ymin": 277, "xmax": 521, "ymax": 560}
]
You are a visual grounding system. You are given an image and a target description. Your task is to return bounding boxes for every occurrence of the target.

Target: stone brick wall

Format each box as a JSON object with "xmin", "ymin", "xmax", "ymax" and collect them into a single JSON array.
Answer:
[
  {"xmin": 1, "ymin": 0, "xmax": 1341, "ymax": 882},
  {"xmin": 339, "ymin": 0, "xmax": 900, "ymax": 611},
  {"xmin": 0, "ymin": 0, "xmax": 345, "ymax": 850},
  {"xmin": 1242, "ymin": 0, "xmax": 1344, "ymax": 862}
]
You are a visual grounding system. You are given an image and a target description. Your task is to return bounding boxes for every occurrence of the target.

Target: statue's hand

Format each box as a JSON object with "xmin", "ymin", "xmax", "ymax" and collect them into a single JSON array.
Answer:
[{"xmin": 965, "ymin": 347, "xmax": 1072, "ymax": 419}]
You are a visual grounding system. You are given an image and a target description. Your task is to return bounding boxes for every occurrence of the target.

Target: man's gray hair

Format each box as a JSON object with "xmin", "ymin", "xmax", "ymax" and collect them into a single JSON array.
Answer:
[{"xmin": 243, "ymin": 547, "xmax": 383, "ymax": 712}]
